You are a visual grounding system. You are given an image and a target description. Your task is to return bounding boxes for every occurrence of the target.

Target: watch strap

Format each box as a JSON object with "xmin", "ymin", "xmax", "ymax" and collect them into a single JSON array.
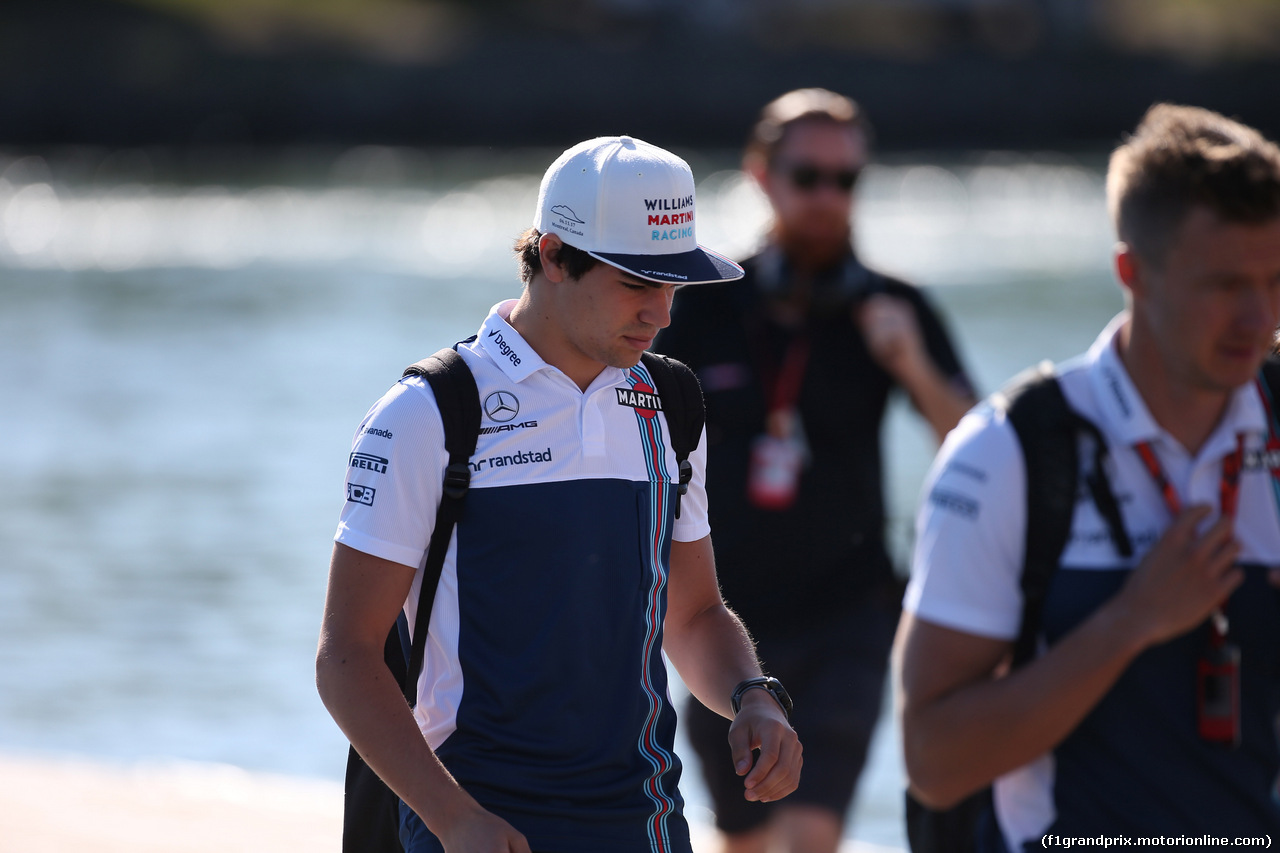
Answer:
[{"xmin": 730, "ymin": 676, "xmax": 793, "ymax": 721}]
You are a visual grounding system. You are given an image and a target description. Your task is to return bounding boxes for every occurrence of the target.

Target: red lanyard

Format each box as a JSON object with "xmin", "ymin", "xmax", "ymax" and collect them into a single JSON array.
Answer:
[
  {"xmin": 762, "ymin": 336, "xmax": 810, "ymax": 414},
  {"xmin": 1132, "ymin": 434, "xmax": 1245, "ymax": 642},
  {"xmin": 1133, "ymin": 435, "xmax": 1245, "ymax": 520}
]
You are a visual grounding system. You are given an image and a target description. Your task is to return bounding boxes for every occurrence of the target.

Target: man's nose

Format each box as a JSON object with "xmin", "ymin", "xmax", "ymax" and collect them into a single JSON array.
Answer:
[{"xmin": 642, "ymin": 287, "xmax": 675, "ymax": 329}]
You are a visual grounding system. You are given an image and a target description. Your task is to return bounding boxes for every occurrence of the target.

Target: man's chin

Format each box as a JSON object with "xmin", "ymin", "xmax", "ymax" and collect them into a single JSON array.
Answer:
[
  {"xmin": 609, "ymin": 351, "xmax": 645, "ymax": 370},
  {"xmin": 777, "ymin": 232, "xmax": 850, "ymax": 269},
  {"xmin": 1202, "ymin": 357, "xmax": 1268, "ymax": 394}
]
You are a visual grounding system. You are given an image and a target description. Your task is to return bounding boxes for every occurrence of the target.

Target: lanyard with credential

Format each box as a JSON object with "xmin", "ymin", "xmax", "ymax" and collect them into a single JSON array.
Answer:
[
  {"xmin": 1133, "ymin": 435, "xmax": 1245, "ymax": 523},
  {"xmin": 762, "ymin": 335, "xmax": 811, "ymax": 419},
  {"xmin": 1132, "ymin": 434, "xmax": 1246, "ymax": 746}
]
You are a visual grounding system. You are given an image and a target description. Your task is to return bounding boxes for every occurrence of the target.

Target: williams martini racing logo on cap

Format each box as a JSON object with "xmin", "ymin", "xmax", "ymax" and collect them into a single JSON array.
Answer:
[
  {"xmin": 645, "ymin": 195, "xmax": 695, "ymax": 242},
  {"xmin": 617, "ymin": 383, "xmax": 662, "ymax": 419}
]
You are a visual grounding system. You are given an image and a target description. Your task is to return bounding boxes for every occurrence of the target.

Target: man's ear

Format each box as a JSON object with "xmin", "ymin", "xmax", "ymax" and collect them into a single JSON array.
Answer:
[
  {"xmin": 743, "ymin": 151, "xmax": 770, "ymax": 192},
  {"xmin": 539, "ymin": 233, "xmax": 567, "ymax": 283},
  {"xmin": 1114, "ymin": 242, "xmax": 1143, "ymax": 300}
]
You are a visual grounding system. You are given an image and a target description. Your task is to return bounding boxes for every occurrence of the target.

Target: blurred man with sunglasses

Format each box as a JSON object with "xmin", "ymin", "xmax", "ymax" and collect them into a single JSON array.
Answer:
[{"xmin": 655, "ymin": 88, "xmax": 976, "ymax": 853}]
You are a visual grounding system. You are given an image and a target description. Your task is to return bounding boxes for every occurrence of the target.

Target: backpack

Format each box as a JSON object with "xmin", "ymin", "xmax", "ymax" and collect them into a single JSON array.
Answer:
[
  {"xmin": 904, "ymin": 357, "xmax": 1280, "ymax": 853},
  {"xmin": 340, "ymin": 348, "xmax": 706, "ymax": 853}
]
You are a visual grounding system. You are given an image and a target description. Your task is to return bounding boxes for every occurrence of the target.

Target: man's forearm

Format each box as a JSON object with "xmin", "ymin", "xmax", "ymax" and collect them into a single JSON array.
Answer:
[
  {"xmin": 900, "ymin": 602, "xmax": 1149, "ymax": 808},
  {"xmin": 316, "ymin": 641, "xmax": 479, "ymax": 837},
  {"xmin": 664, "ymin": 603, "xmax": 763, "ymax": 719},
  {"xmin": 896, "ymin": 358, "xmax": 975, "ymax": 442}
]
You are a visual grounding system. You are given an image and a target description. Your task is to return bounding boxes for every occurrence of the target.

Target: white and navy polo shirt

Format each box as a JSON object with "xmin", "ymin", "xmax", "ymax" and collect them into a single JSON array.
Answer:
[
  {"xmin": 906, "ymin": 313, "xmax": 1280, "ymax": 850},
  {"xmin": 335, "ymin": 299, "xmax": 709, "ymax": 853}
]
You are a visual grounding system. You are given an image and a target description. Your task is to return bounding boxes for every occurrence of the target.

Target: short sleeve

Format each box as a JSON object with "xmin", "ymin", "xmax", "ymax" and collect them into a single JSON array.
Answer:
[
  {"xmin": 334, "ymin": 377, "xmax": 446, "ymax": 570},
  {"xmin": 904, "ymin": 404, "xmax": 1027, "ymax": 640},
  {"xmin": 671, "ymin": 425, "xmax": 710, "ymax": 543}
]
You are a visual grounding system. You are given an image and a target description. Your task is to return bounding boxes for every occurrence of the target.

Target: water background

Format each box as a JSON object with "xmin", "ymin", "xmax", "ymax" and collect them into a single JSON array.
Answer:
[{"xmin": 0, "ymin": 146, "xmax": 1126, "ymax": 849}]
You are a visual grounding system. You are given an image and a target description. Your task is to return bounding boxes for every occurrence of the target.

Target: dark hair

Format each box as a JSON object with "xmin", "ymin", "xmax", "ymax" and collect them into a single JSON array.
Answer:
[
  {"xmin": 745, "ymin": 88, "xmax": 873, "ymax": 166},
  {"xmin": 1107, "ymin": 103, "xmax": 1280, "ymax": 265},
  {"xmin": 513, "ymin": 227, "xmax": 599, "ymax": 284}
]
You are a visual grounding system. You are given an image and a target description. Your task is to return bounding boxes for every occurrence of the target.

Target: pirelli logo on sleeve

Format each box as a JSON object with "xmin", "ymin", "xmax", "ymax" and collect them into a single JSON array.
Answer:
[{"xmin": 349, "ymin": 452, "xmax": 389, "ymax": 474}]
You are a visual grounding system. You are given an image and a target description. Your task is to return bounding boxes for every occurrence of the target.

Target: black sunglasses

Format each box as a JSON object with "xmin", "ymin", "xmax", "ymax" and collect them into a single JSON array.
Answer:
[{"xmin": 779, "ymin": 163, "xmax": 861, "ymax": 192}]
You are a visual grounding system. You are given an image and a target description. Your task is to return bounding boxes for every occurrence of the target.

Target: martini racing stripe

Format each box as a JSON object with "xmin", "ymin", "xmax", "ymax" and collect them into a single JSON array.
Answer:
[{"xmin": 627, "ymin": 361, "xmax": 681, "ymax": 853}]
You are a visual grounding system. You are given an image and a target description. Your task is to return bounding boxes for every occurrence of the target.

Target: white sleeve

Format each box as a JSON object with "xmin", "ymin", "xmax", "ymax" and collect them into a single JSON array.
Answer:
[
  {"xmin": 334, "ymin": 377, "xmax": 445, "ymax": 570},
  {"xmin": 672, "ymin": 425, "xmax": 711, "ymax": 543},
  {"xmin": 904, "ymin": 405, "xmax": 1027, "ymax": 640}
]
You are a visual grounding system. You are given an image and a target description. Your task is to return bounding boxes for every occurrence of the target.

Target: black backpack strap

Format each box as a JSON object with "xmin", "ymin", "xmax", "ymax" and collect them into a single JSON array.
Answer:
[
  {"xmin": 342, "ymin": 346, "xmax": 480, "ymax": 853},
  {"xmin": 400, "ymin": 347, "xmax": 481, "ymax": 700},
  {"xmin": 996, "ymin": 361, "xmax": 1129, "ymax": 666},
  {"xmin": 640, "ymin": 351, "xmax": 705, "ymax": 518},
  {"xmin": 1258, "ymin": 355, "xmax": 1280, "ymax": 431},
  {"xmin": 996, "ymin": 362, "xmax": 1076, "ymax": 667}
]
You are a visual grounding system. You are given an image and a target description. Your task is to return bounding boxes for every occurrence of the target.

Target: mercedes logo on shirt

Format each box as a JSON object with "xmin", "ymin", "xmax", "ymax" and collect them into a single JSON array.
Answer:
[{"xmin": 484, "ymin": 390, "xmax": 520, "ymax": 423}]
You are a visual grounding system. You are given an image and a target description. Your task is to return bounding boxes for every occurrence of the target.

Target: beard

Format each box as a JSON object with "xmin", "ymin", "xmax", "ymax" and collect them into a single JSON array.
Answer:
[{"xmin": 773, "ymin": 212, "xmax": 852, "ymax": 272}]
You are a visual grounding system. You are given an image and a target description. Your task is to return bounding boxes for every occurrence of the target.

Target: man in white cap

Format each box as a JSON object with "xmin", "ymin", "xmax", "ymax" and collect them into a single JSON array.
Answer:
[{"xmin": 317, "ymin": 136, "xmax": 802, "ymax": 853}]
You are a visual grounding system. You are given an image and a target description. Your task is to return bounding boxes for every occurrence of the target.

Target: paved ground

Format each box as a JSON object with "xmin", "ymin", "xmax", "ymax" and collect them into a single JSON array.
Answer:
[
  {"xmin": 0, "ymin": 753, "xmax": 901, "ymax": 852},
  {"xmin": 0, "ymin": 754, "xmax": 343, "ymax": 852}
]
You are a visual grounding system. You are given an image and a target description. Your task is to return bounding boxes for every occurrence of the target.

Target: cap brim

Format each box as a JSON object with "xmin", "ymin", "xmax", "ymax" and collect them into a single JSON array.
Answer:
[{"xmin": 589, "ymin": 245, "xmax": 745, "ymax": 285}]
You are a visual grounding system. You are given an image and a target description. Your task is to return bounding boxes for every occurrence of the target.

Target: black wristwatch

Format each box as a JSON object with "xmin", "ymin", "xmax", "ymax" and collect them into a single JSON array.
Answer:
[{"xmin": 730, "ymin": 676, "xmax": 793, "ymax": 721}]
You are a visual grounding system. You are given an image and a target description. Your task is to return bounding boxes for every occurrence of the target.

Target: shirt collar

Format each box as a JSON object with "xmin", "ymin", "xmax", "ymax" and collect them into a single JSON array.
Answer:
[
  {"xmin": 1086, "ymin": 311, "xmax": 1268, "ymax": 454},
  {"xmin": 476, "ymin": 299, "xmax": 630, "ymax": 390},
  {"xmin": 477, "ymin": 300, "xmax": 546, "ymax": 384}
]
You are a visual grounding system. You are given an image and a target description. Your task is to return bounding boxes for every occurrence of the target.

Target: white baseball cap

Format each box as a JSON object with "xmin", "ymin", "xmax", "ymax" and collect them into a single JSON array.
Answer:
[{"xmin": 533, "ymin": 135, "xmax": 745, "ymax": 285}]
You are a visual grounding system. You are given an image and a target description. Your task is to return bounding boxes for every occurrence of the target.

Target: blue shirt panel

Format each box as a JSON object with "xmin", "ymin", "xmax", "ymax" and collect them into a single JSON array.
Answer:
[
  {"xmin": 434, "ymin": 476, "xmax": 691, "ymax": 853},
  {"xmin": 1039, "ymin": 564, "xmax": 1280, "ymax": 837}
]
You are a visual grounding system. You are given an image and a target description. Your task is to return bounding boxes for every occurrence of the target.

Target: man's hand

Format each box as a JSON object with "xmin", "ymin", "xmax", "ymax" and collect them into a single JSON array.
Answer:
[
  {"xmin": 726, "ymin": 688, "xmax": 802, "ymax": 803},
  {"xmin": 1109, "ymin": 505, "xmax": 1244, "ymax": 650},
  {"xmin": 434, "ymin": 802, "xmax": 531, "ymax": 853},
  {"xmin": 858, "ymin": 293, "xmax": 928, "ymax": 380},
  {"xmin": 856, "ymin": 293, "xmax": 974, "ymax": 441}
]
